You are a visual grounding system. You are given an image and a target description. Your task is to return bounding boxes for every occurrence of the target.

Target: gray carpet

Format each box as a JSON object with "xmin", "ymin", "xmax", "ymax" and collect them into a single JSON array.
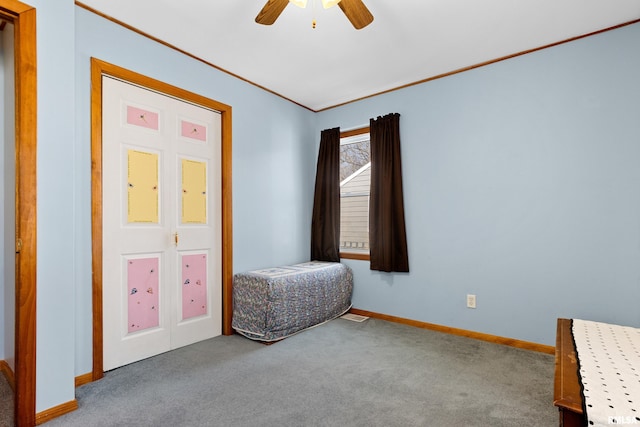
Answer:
[
  {"xmin": 0, "ymin": 371, "xmax": 12, "ymax": 427},
  {"xmin": 42, "ymin": 318, "xmax": 557, "ymax": 426}
]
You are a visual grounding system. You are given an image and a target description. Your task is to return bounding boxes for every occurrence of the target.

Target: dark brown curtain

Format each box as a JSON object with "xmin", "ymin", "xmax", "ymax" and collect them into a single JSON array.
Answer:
[
  {"xmin": 310, "ymin": 127, "xmax": 341, "ymax": 262},
  {"xmin": 369, "ymin": 113, "xmax": 409, "ymax": 272}
]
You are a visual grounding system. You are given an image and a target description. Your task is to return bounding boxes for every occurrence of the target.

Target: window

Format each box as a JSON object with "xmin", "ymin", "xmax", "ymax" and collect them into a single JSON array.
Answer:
[{"xmin": 339, "ymin": 127, "xmax": 370, "ymax": 259}]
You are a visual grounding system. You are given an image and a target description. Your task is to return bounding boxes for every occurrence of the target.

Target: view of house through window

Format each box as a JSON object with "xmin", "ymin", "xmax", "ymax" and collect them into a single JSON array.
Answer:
[{"xmin": 340, "ymin": 129, "xmax": 370, "ymax": 256}]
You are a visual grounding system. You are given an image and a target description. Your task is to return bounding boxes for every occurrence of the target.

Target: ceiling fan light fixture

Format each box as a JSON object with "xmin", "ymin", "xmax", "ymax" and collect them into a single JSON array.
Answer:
[
  {"xmin": 256, "ymin": 0, "xmax": 373, "ymax": 29},
  {"xmin": 321, "ymin": 0, "xmax": 342, "ymax": 9}
]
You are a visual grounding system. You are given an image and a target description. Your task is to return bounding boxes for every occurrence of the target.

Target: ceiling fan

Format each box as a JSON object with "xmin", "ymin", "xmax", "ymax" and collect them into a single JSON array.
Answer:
[{"xmin": 256, "ymin": 0, "xmax": 374, "ymax": 30}]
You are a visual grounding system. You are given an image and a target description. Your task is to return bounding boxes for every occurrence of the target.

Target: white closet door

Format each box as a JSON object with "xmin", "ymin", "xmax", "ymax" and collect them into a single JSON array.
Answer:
[{"xmin": 102, "ymin": 76, "xmax": 221, "ymax": 371}]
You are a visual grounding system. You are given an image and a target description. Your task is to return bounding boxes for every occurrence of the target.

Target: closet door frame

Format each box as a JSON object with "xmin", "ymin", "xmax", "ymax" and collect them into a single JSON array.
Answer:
[{"xmin": 90, "ymin": 57, "xmax": 233, "ymax": 380}]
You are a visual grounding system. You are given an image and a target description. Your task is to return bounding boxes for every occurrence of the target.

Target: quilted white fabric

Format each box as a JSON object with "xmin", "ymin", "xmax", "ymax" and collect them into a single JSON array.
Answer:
[{"xmin": 572, "ymin": 319, "xmax": 640, "ymax": 426}]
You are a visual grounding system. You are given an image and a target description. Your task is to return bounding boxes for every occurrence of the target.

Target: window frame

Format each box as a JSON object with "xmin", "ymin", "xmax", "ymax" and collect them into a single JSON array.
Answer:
[{"xmin": 339, "ymin": 126, "xmax": 371, "ymax": 261}]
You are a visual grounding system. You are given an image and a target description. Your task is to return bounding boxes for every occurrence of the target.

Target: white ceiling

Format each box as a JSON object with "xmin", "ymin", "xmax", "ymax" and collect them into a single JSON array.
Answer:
[{"xmin": 78, "ymin": 0, "xmax": 640, "ymax": 111}]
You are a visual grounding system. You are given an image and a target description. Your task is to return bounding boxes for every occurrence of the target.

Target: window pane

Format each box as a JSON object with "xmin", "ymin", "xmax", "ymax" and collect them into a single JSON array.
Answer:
[
  {"xmin": 340, "ymin": 133, "xmax": 370, "ymax": 254},
  {"xmin": 340, "ymin": 138, "xmax": 370, "ymax": 181}
]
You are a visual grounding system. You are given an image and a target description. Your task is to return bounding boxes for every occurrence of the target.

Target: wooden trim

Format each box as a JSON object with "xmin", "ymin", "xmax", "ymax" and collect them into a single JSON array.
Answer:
[
  {"xmin": 221, "ymin": 102, "xmax": 234, "ymax": 336},
  {"xmin": 0, "ymin": 0, "xmax": 33, "ymax": 15},
  {"xmin": 349, "ymin": 308, "xmax": 556, "ymax": 354},
  {"xmin": 34, "ymin": 400, "xmax": 78, "ymax": 425},
  {"xmin": 339, "ymin": 252, "xmax": 369, "ymax": 261},
  {"xmin": 74, "ymin": 372, "xmax": 94, "ymax": 388},
  {"xmin": 553, "ymin": 318, "xmax": 584, "ymax": 427},
  {"xmin": 1, "ymin": 2, "xmax": 38, "ymax": 426},
  {"xmin": 0, "ymin": 360, "xmax": 16, "ymax": 391},
  {"xmin": 90, "ymin": 58, "xmax": 104, "ymax": 382},
  {"xmin": 90, "ymin": 58, "xmax": 234, "ymax": 381},
  {"xmin": 340, "ymin": 127, "xmax": 369, "ymax": 139}
]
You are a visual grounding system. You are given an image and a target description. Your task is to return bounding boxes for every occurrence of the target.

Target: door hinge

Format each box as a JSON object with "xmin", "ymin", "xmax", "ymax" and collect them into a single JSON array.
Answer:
[{"xmin": 16, "ymin": 238, "xmax": 23, "ymax": 254}]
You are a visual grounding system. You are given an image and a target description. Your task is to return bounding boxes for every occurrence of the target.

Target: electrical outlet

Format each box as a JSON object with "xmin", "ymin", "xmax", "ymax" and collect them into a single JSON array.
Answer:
[{"xmin": 466, "ymin": 294, "xmax": 476, "ymax": 309}]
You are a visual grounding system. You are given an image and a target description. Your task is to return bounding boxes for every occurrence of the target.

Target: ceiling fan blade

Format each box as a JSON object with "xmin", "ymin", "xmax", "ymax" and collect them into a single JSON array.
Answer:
[
  {"xmin": 255, "ymin": 0, "xmax": 289, "ymax": 25},
  {"xmin": 338, "ymin": 0, "xmax": 374, "ymax": 30}
]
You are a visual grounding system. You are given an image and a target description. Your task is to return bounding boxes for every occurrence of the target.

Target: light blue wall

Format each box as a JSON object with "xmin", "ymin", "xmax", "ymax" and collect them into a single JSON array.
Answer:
[
  {"xmin": 31, "ymin": 0, "xmax": 77, "ymax": 413},
  {"xmin": 317, "ymin": 22, "xmax": 640, "ymax": 346},
  {"xmin": 74, "ymin": 6, "xmax": 317, "ymax": 381}
]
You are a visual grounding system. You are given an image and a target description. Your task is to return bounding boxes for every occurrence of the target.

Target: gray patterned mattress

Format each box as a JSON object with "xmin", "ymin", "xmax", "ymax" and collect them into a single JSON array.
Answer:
[{"xmin": 232, "ymin": 261, "xmax": 353, "ymax": 341}]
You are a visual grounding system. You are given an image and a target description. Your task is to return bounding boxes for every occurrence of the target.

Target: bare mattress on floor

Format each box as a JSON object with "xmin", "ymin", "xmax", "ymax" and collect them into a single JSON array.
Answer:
[{"xmin": 232, "ymin": 261, "xmax": 353, "ymax": 342}]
